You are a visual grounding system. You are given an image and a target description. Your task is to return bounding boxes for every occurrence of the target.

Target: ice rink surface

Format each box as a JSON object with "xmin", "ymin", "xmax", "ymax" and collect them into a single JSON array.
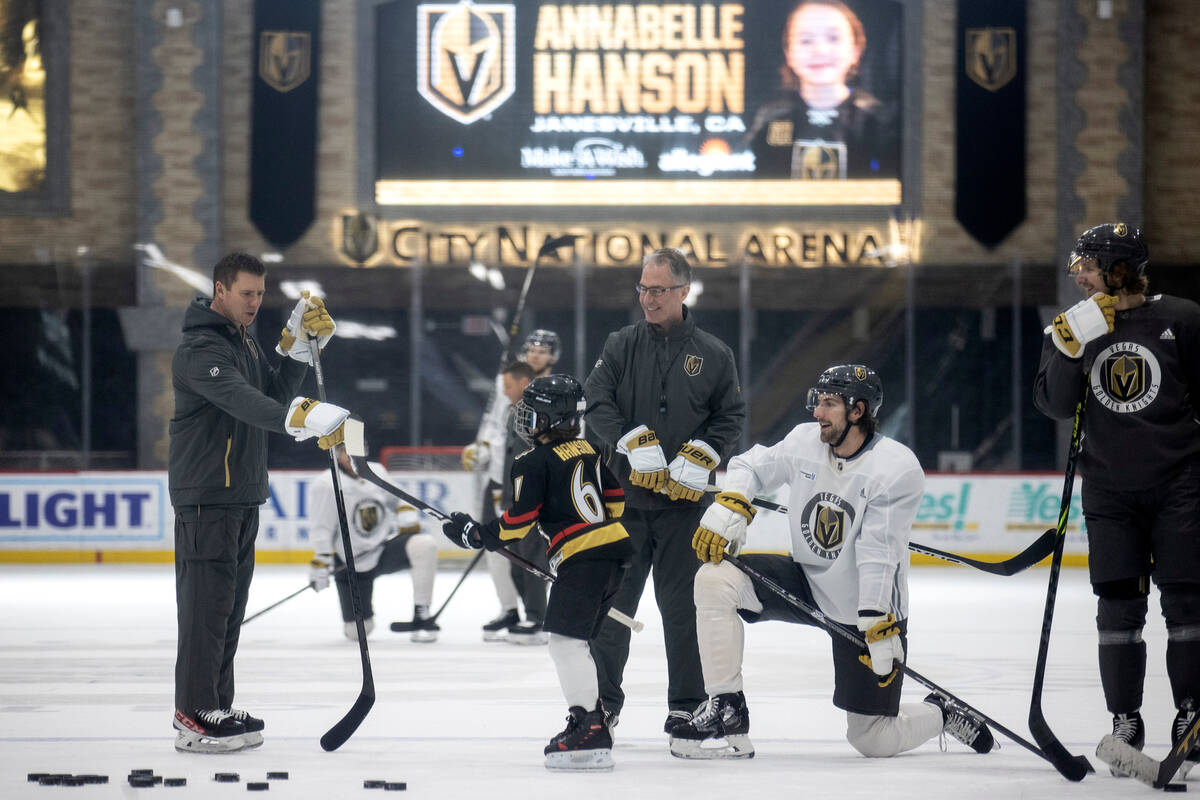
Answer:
[{"xmin": 0, "ymin": 561, "xmax": 1185, "ymax": 799}]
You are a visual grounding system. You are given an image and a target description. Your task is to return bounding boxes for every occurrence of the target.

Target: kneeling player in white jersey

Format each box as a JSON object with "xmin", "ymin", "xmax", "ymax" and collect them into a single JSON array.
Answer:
[
  {"xmin": 671, "ymin": 365, "xmax": 995, "ymax": 760},
  {"xmin": 309, "ymin": 445, "xmax": 439, "ymax": 642}
]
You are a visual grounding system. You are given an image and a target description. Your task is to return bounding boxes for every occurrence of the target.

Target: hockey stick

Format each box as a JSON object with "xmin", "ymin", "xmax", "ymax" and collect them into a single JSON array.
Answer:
[
  {"xmin": 714, "ymin": 488, "xmax": 1057, "ymax": 576},
  {"xmin": 1096, "ymin": 710, "xmax": 1200, "ymax": 789},
  {"xmin": 725, "ymin": 554, "xmax": 1085, "ymax": 779},
  {"xmin": 351, "ymin": 455, "xmax": 645, "ymax": 633},
  {"xmin": 310, "ymin": 341, "xmax": 375, "ymax": 753},
  {"xmin": 1026, "ymin": 387, "xmax": 1093, "ymax": 780},
  {"xmin": 389, "ymin": 548, "xmax": 485, "ymax": 632}
]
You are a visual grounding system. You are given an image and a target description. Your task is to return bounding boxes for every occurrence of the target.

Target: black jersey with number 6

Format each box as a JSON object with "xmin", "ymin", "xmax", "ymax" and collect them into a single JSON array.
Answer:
[{"xmin": 498, "ymin": 438, "xmax": 632, "ymax": 569}]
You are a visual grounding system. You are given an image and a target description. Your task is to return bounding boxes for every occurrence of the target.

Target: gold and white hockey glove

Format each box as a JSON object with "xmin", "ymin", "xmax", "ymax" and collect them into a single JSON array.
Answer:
[
  {"xmin": 665, "ymin": 439, "xmax": 719, "ymax": 502},
  {"xmin": 309, "ymin": 553, "xmax": 333, "ymax": 592},
  {"xmin": 617, "ymin": 425, "xmax": 669, "ymax": 492},
  {"xmin": 1048, "ymin": 293, "xmax": 1117, "ymax": 358},
  {"xmin": 301, "ymin": 294, "xmax": 336, "ymax": 348},
  {"xmin": 285, "ymin": 397, "xmax": 351, "ymax": 450},
  {"xmin": 276, "ymin": 295, "xmax": 313, "ymax": 363},
  {"xmin": 692, "ymin": 490, "xmax": 756, "ymax": 563},
  {"xmin": 857, "ymin": 611, "xmax": 903, "ymax": 687},
  {"xmin": 461, "ymin": 441, "xmax": 491, "ymax": 471}
]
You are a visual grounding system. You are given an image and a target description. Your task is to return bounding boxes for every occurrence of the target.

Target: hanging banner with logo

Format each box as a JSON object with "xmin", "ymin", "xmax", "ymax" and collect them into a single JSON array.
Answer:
[
  {"xmin": 955, "ymin": 0, "xmax": 1025, "ymax": 248},
  {"xmin": 250, "ymin": 0, "xmax": 320, "ymax": 249}
]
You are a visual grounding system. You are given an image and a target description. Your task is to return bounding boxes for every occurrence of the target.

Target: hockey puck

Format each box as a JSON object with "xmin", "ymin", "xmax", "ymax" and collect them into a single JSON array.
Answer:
[
  {"xmin": 247, "ymin": 782, "xmax": 270, "ymax": 791},
  {"xmin": 27, "ymin": 773, "xmax": 48, "ymax": 782},
  {"xmin": 266, "ymin": 771, "xmax": 289, "ymax": 779},
  {"xmin": 165, "ymin": 777, "xmax": 187, "ymax": 787},
  {"xmin": 128, "ymin": 776, "xmax": 156, "ymax": 788},
  {"xmin": 384, "ymin": 782, "xmax": 407, "ymax": 791},
  {"xmin": 81, "ymin": 775, "xmax": 109, "ymax": 784},
  {"xmin": 364, "ymin": 779, "xmax": 386, "ymax": 788},
  {"xmin": 1163, "ymin": 783, "xmax": 1187, "ymax": 792},
  {"xmin": 129, "ymin": 768, "xmax": 154, "ymax": 776},
  {"xmin": 38, "ymin": 776, "xmax": 63, "ymax": 786},
  {"xmin": 61, "ymin": 776, "xmax": 87, "ymax": 786}
]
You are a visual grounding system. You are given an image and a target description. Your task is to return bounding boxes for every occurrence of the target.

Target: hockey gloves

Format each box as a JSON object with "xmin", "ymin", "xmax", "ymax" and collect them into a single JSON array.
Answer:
[
  {"xmin": 309, "ymin": 553, "xmax": 333, "ymax": 592},
  {"xmin": 442, "ymin": 511, "xmax": 483, "ymax": 549},
  {"xmin": 276, "ymin": 291, "xmax": 336, "ymax": 364},
  {"xmin": 857, "ymin": 611, "xmax": 903, "ymax": 687},
  {"xmin": 461, "ymin": 441, "xmax": 491, "ymax": 471},
  {"xmin": 285, "ymin": 397, "xmax": 351, "ymax": 450},
  {"xmin": 665, "ymin": 439, "xmax": 719, "ymax": 502},
  {"xmin": 1049, "ymin": 293, "xmax": 1117, "ymax": 358},
  {"xmin": 692, "ymin": 490, "xmax": 756, "ymax": 563},
  {"xmin": 617, "ymin": 425, "xmax": 669, "ymax": 492}
]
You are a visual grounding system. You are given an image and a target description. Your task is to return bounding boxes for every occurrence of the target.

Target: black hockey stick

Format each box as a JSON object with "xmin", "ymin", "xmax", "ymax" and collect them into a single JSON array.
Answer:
[
  {"xmin": 717, "ymin": 489, "xmax": 1057, "ymax": 576},
  {"xmin": 389, "ymin": 548, "xmax": 485, "ymax": 632},
  {"xmin": 1096, "ymin": 710, "xmax": 1200, "ymax": 788},
  {"xmin": 1026, "ymin": 387, "xmax": 1093, "ymax": 780},
  {"xmin": 725, "ymin": 554, "xmax": 1085, "ymax": 778},
  {"xmin": 310, "ymin": 341, "xmax": 375, "ymax": 753},
  {"xmin": 352, "ymin": 455, "xmax": 645, "ymax": 633}
]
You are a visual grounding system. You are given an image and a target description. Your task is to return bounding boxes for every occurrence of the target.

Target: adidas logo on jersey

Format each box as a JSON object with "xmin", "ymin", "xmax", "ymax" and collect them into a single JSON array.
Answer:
[{"xmin": 1161, "ymin": 328, "xmax": 1176, "ymax": 340}]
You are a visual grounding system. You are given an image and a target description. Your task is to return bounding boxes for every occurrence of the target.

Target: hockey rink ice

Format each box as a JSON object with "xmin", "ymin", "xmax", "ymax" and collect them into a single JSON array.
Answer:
[{"xmin": 0, "ymin": 561, "xmax": 1185, "ymax": 799}]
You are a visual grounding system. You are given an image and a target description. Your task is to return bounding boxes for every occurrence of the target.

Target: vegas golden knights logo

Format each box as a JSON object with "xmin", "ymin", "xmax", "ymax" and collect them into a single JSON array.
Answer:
[
  {"xmin": 417, "ymin": 2, "xmax": 516, "ymax": 125},
  {"xmin": 259, "ymin": 31, "xmax": 311, "ymax": 93},
  {"xmin": 341, "ymin": 212, "xmax": 379, "ymax": 264},
  {"xmin": 814, "ymin": 505, "xmax": 844, "ymax": 551},
  {"xmin": 357, "ymin": 503, "xmax": 381, "ymax": 533},
  {"xmin": 965, "ymin": 28, "xmax": 1017, "ymax": 92},
  {"xmin": 684, "ymin": 355, "xmax": 704, "ymax": 377},
  {"xmin": 1103, "ymin": 353, "xmax": 1147, "ymax": 403},
  {"xmin": 792, "ymin": 141, "xmax": 847, "ymax": 180},
  {"xmin": 854, "ymin": 366, "xmax": 867, "ymax": 381}
]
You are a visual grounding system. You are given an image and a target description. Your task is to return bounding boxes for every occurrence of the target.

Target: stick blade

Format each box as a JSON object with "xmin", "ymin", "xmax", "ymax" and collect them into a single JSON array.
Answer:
[
  {"xmin": 1030, "ymin": 710, "xmax": 1093, "ymax": 781},
  {"xmin": 320, "ymin": 690, "xmax": 375, "ymax": 752},
  {"xmin": 1096, "ymin": 734, "xmax": 1160, "ymax": 787}
]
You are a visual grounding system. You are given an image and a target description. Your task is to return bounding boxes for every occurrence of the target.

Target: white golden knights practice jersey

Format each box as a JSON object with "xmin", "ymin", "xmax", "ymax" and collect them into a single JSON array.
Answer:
[
  {"xmin": 310, "ymin": 462, "xmax": 422, "ymax": 572},
  {"xmin": 724, "ymin": 424, "xmax": 924, "ymax": 626}
]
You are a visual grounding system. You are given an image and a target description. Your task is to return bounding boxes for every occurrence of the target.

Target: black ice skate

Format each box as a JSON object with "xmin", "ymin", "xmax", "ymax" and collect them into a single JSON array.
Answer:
[
  {"xmin": 173, "ymin": 709, "xmax": 247, "ymax": 754},
  {"xmin": 224, "ymin": 707, "xmax": 264, "ymax": 749},
  {"xmin": 925, "ymin": 693, "xmax": 995, "ymax": 754},
  {"xmin": 544, "ymin": 704, "xmax": 614, "ymax": 771},
  {"xmin": 1102, "ymin": 711, "xmax": 1146, "ymax": 777},
  {"xmin": 506, "ymin": 620, "xmax": 548, "ymax": 646},
  {"xmin": 1172, "ymin": 701, "xmax": 1199, "ymax": 781},
  {"xmin": 668, "ymin": 692, "xmax": 754, "ymax": 760},
  {"xmin": 663, "ymin": 709, "xmax": 693, "ymax": 735},
  {"xmin": 481, "ymin": 609, "xmax": 519, "ymax": 642},
  {"xmin": 409, "ymin": 605, "xmax": 440, "ymax": 644}
]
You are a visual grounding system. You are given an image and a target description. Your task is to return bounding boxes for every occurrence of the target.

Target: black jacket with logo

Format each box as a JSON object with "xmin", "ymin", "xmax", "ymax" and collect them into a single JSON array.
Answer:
[
  {"xmin": 168, "ymin": 297, "xmax": 308, "ymax": 507},
  {"xmin": 584, "ymin": 308, "xmax": 746, "ymax": 509},
  {"xmin": 1033, "ymin": 293, "xmax": 1200, "ymax": 491}
]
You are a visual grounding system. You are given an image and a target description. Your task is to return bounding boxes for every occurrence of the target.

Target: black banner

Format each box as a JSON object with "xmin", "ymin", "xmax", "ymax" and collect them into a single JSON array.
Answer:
[
  {"xmin": 250, "ymin": 0, "xmax": 320, "ymax": 249},
  {"xmin": 955, "ymin": 0, "xmax": 1025, "ymax": 248}
]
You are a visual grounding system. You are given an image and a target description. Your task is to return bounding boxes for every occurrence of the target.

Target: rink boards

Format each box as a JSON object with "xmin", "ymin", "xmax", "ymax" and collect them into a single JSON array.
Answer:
[{"xmin": 0, "ymin": 470, "xmax": 1088, "ymax": 565}]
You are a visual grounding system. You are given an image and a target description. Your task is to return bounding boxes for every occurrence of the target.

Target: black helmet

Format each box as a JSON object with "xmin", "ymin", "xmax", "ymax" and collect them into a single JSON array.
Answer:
[
  {"xmin": 1068, "ymin": 223, "xmax": 1148, "ymax": 277},
  {"xmin": 805, "ymin": 365, "xmax": 883, "ymax": 418},
  {"xmin": 515, "ymin": 374, "xmax": 585, "ymax": 445},
  {"xmin": 521, "ymin": 329, "xmax": 561, "ymax": 363}
]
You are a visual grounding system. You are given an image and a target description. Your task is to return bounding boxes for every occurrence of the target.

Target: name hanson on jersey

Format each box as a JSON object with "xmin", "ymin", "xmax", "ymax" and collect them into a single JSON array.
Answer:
[{"xmin": 552, "ymin": 440, "xmax": 596, "ymax": 461}]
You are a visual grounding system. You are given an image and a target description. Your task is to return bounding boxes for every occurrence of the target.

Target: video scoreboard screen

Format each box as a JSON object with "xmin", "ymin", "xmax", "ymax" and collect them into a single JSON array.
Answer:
[{"xmin": 376, "ymin": 1, "xmax": 903, "ymax": 206}]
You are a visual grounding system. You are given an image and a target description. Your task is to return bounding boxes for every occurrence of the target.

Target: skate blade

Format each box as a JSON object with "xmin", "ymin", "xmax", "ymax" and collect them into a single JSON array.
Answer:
[
  {"xmin": 545, "ymin": 748, "xmax": 614, "ymax": 771},
  {"xmin": 482, "ymin": 631, "xmax": 509, "ymax": 642},
  {"xmin": 174, "ymin": 731, "xmax": 247, "ymax": 754},
  {"xmin": 669, "ymin": 734, "xmax": 755, "ymax": 760},
  {"xmin": 409, "ymin": 633, "xmax": 439, "ymax": 644},
  {"xmin": 507, "ymin": 633, "xmax": 549, "ymax": 646}
]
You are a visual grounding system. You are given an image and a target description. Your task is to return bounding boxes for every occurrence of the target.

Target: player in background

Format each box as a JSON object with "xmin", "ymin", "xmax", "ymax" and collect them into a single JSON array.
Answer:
[
  {"xmin": 584, "ymin": 248, "xmax": 745, "ymax": 739},
  {"xmin": 463, "ymin": 330, "xmax": 560, "ymax": 641},
  {"xmin": 169, "ymin": 252, "xmax": 352, "ymax": 753},
  {"xmin": 672, "ymin": 365, "xmax": 995, "ymax": 760},
  {"xmin": 309, "ymin": 444, "xmax": 440, "ymax": 643},
  {"xmin": 442, "ymin": 375, "xmax": 633, "ymax": 771},
  {"xmin": 1034, "ymin": 223, "xmax": 1200, "ymax": 778}
]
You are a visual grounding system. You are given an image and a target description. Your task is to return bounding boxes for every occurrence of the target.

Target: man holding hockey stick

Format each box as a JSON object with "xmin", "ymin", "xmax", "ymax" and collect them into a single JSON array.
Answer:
[
  {"xmin": 169, "ymin": 252, "xmax": 352, "ymax": 753},
  {"xmin": 672, "ymin": 364, "xmax": 995, "ymax": 760},
  {"xmin": 309, "ymin": 444, "xmax": 439, "ymax": 643},
  {"xmin": 442, "ymin": 374, "xmax": 634, "ymax": 770},
  {"xmin": 1035, "ymin": 223, "xmax": 1200, "ymax": 781}
]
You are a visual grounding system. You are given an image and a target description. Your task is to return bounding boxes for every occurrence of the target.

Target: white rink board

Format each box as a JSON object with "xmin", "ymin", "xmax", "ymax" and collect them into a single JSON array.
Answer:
[{"xmin": 0, "ymin": 471, "xmax": 1087, "ymax": 557}]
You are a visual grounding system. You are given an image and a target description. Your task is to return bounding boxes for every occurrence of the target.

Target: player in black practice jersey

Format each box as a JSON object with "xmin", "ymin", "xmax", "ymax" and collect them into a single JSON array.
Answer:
[
  {"xmin": 442, "ymin": 375, "xmax": 633, "ymax": 771},
  {"xmin": 1034, "ymin": 223, "xmax": 1200, "ymax": 778}
]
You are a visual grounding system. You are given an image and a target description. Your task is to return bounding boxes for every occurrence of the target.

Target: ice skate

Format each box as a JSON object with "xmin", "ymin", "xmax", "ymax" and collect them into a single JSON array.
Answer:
[
  {"xmin": 925, "ymin": 693, "xmax": 995, "ymax": 754},
  {"xmin": 663, "ymin": 708, "xmax": 693, "ymax": 735},
  {"xmin": 544, "ymin": 705, "xmax": 614, "ymax": 771},
  {"xmin": 1101, "ymin": 711, "xmax": 1146, "ymax": 776},
  {"xmin": 506, "ymin": 620, "xmax": 548, "ymax": 646},
  {"xmin": 409, "ymin": 606, "xmax": 440, "ymax": 644},
  {"xmin": 669, "ymin": 692, "xmax": 754, "ymax": 760},
  {"xmin": 1172, "ymin": 701, "xmax": 1199, "ymax": 780},
  {"xmin": 173, "ymin": 709, "xmax": 247, "ymax": 754},
  {"xmin": 482, "ymin": 609, "xmax": 519, "ymax": 642},
  {"xmin": 224, "ymin": 707, "xmax": 264, "ymax": 749}
]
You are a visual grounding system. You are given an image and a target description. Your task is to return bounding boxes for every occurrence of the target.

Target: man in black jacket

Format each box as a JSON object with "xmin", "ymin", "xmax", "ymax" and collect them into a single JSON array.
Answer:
[
  {"xmin": 169, "ymin": 252, "xmax": 350, "ymax": 753},
  {"xmin": 584, "ymin": 248, "xmax": 745, "ymax": 742},
  {"xmin": 1034, "ymin": 223, "xmax": 1200, "ymax": 778}
]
